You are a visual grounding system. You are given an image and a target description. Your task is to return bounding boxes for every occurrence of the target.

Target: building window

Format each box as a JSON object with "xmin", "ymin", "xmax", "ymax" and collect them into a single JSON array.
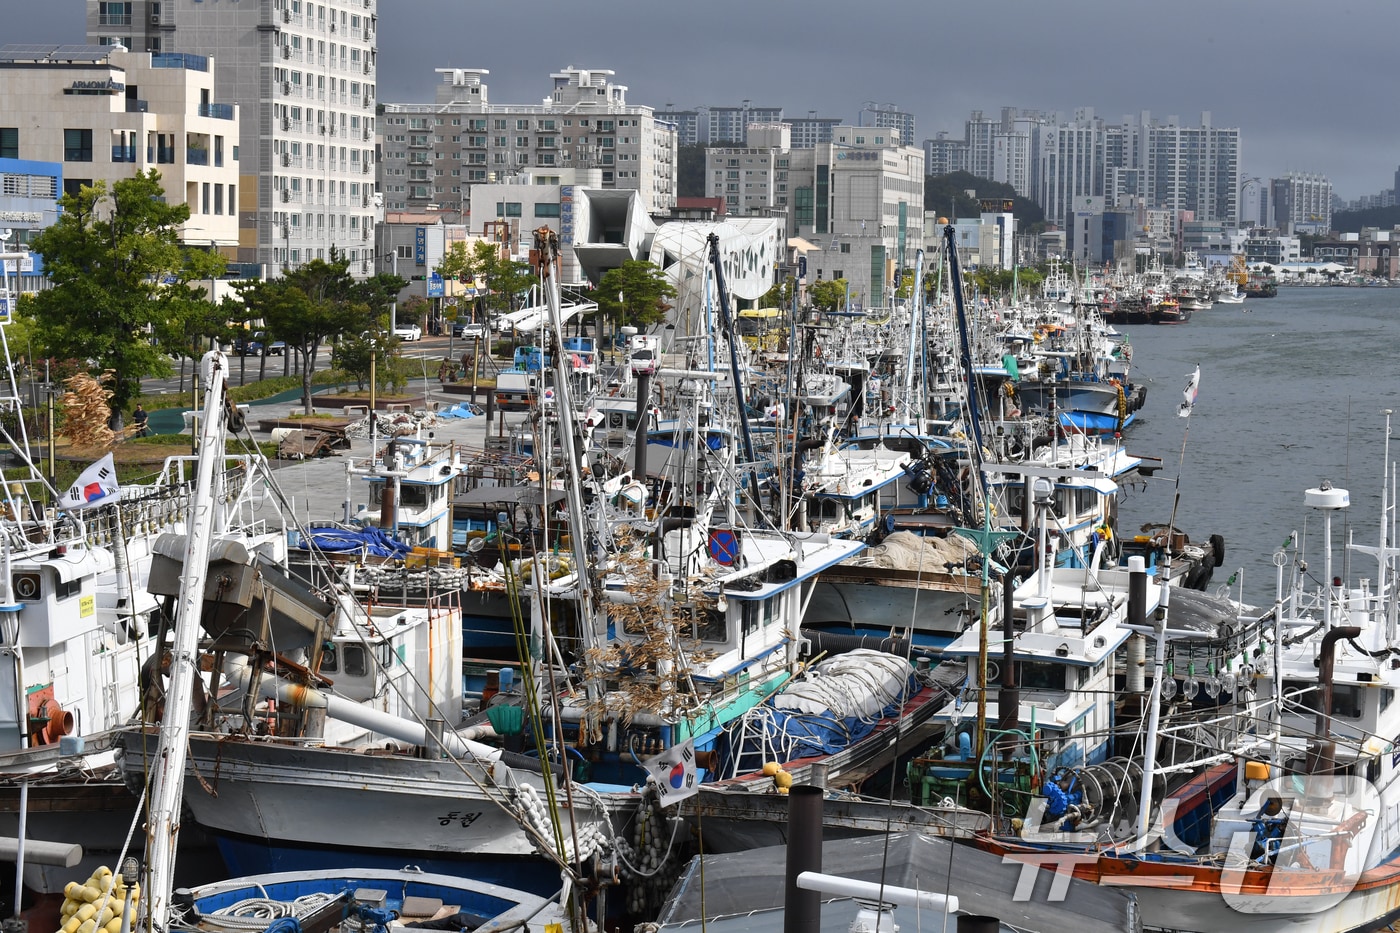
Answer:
[
  {"xmin": 494, "ymin": 202, "xmax": 522, "ymax": 217},
  {"xmin": 64, "ymin": 129, "xmax": 93, "ymax": 162},
  {"xmin": 0, "ymin": 128, "xmax": 17, "ymax": 159},
  {"xmin": 533, "ymin": 203, "xmax": 561, "ymax": 218}
]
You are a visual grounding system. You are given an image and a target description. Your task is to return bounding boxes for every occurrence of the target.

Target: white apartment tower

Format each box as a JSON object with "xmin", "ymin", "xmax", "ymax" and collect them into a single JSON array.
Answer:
[
  {"xmin": 88, "ymin": 0, "xmax": 381, "ymax": 275},
  {"xmin": 1270, "ymin": 172, "xmax": 1331, "ymax": 234},
  {"xmin": 379, "ymin": 67, "xmax": 676, "ymax": 222}
]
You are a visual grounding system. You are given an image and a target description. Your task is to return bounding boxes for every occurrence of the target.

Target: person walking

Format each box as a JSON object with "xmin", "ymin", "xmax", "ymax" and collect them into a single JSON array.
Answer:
[{"xmin": 132, "ymin": 404, "xmax": 149, "ymax": 438}]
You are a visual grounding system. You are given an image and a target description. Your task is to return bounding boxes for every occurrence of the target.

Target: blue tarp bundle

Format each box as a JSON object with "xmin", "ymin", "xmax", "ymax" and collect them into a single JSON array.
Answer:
[
  {"xmin": 300, "ymin": 526, "xmax": 411, "ymax": 558},
  {"xmin": 437, "ymin": 403, "xmax": 478, "ymax": 419}
]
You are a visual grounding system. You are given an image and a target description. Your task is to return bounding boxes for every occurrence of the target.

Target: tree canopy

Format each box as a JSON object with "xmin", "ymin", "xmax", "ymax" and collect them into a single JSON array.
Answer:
[
  {"xmin": 20, "ymin": 170, "xmax": 225, "ymax": 412},
  {"xmin": 807, "ymin": 278, "xmax": 849, "ymax": 313},
  {"xmin": 236, "ymin": 253, "xmax": 404, "ymax": 413},
  {"xmin": 924, "ymin": 172, "xmax": 1045, "ymax": 228},
  {"xmin": 593, "ymin": 260, "xmax": 677, "ymax": 328}
]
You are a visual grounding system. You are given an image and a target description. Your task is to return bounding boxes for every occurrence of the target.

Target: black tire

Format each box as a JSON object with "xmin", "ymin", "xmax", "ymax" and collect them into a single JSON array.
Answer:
[{"xmin": 1209, "ymin": 533, "xmax": 1226, "ymax": 568}]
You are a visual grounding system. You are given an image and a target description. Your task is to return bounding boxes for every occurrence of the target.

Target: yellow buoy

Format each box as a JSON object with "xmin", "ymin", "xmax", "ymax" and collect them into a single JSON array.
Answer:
[{"xmin": 761, "ymin": 762, "xmax": 781, "ymax": 777}]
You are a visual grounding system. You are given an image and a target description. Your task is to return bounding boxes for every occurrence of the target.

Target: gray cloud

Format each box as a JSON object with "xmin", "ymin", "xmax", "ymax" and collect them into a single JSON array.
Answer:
[{"xmin": 13, "ymin": 0, "xmax": 1396, "ymax": 198}]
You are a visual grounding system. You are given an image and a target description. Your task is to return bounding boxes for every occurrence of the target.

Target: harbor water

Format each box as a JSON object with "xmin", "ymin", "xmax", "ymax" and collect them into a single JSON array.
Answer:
[{"xmin": 1115, "ymin": 286, "xmax": 1400, "ymax": 611}]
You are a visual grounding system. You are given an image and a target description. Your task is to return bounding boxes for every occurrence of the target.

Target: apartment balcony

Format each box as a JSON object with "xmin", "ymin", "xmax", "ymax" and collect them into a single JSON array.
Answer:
[
  {"xmin": 98, "ymin": 13, "xmax": 132, "ymax": 25},
  {"xmin": 125, "ymin": 99, "xmax": 149, "ymax": 114},
  {"xmin": 197, "ymin": 103, "xmax": 235, "ymax": 120},
  {"xmin": 110, "ymin": 145, "xmax": 137, "ymax": 163},
  {"xmin": 187, "ymin": 148, "xmax": 209, "ymax": 166}
]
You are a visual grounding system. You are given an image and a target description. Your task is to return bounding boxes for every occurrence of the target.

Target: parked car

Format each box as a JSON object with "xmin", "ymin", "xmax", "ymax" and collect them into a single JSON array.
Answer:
[
  {"xmin": 452, "ymin": 321, "xmax": 489, "ymax": 340},
  {"xmin": 393, "ymin": 321, "xmax": 422, "ymax": 341},
  {"xmin": 233, "ymin": 332, "xmax": 286, "ymax": 356}
]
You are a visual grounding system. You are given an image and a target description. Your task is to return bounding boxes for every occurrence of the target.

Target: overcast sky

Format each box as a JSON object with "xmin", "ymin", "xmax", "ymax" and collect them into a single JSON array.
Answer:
[{"xmin": 22, "ymin": 0, "xmax": 1397, "ymax": 200}]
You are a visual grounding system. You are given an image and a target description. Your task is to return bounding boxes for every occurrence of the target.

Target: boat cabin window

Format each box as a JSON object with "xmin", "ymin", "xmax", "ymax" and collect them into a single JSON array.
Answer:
[
  {"xmin": 1282, "ymin": 680, "xmax": 1362, "ymax": 718},
  {"xmin": 400, "ymin": 484, "xmax": 430, "ymax": 508},
  {"xmin": 1383, "ymin": 688, "xmax": 1395, "ymax": 713},
  {"xmin": 817, "ymin": 499, "xmax": 844, "ymax": 522},
  {"xmin": 323, "ymin": 643, "xmax": 368, "ymax": 676},
  {"xmin": 1019, "ymin": 661, "xmax": 1066, "ymax": 690},
  {"xmin": 691, "ymin": 607, "xmax": 727, "ymax": 643},
  {"xmin": 53, "ymin": 576, "xmax": 81, "ymax": 601}
]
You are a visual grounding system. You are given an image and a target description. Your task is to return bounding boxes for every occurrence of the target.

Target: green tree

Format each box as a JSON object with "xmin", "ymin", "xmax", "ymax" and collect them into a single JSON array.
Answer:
[
  {"xmin": 759, "ymin": 275, "xmax": 797, "ymax": 309},
  {"xmin": 594, "ymin": 260, "xmax": 677, "ymax": 329},
  {"xmin": 808, "ymin": 278, "xmax": 849, "ymax": 313},
  {"xmin": 467, "ymin": 240, "xmax": 534, "ymax": 321},
  {"xmin": 20, "ymin": 171, "xmax": 224, "ymax": 413},
  {"xmin": 330, "ymin": 332, "xmax": 393, "ymax": 391},
  {"xmin": 237, "ymin": 254, "xmax": 402, "ymax": 413}
]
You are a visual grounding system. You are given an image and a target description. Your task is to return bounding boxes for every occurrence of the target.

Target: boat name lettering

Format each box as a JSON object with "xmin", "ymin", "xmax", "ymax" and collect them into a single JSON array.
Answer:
[{"xmin": 437, "ymin": 810, "xmax": 482, "ymax": 827}]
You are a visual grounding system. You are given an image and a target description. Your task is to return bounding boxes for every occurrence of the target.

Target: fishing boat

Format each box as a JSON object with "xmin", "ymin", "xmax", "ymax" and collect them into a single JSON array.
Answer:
[{"xmin": 974, "ymin": 420, "xmax": 1400, "ymax": 933}]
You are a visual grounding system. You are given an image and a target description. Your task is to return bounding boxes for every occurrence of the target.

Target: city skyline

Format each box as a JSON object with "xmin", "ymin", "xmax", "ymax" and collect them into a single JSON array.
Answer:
[{"xmin": 15, "ymin": 0, "xmax": 1396, "ymax": 201}]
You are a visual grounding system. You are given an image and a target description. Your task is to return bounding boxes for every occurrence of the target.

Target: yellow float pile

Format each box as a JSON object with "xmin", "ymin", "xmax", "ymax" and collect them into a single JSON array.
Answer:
[{"xmin": 58, "ymin": 867, "xmax": 139, "ymax": 933}]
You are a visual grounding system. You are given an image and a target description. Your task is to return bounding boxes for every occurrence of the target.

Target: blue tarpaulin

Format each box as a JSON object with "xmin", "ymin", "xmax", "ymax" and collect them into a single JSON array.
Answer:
[
  {"xmin": 299, "ymin": 526, "xmax": 411, "ymax": 558},
  {"xmin": 437, "ymin": 403, "xmax": 478, "ymax": 419}
]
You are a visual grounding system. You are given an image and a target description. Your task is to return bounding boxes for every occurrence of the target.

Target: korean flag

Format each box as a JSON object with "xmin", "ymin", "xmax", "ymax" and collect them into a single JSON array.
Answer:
[
  {"xmin": 642, "ymin": 738, "xmax": 699, "ymax": 807},
  {"xmin": 59, "ymin": 453, "xmax": 120, "ymax": 510}
]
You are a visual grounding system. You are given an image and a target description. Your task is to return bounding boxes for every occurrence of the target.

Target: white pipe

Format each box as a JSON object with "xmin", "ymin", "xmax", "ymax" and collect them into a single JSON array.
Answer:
[
  {"xmin": 796, "ymin": 871, "xmax": 958, "ymax": 914},
  {"xmin": 0, "ymin": 834, "xmax": 80, "ymax": 868},
  {"xmin": 11, "ymin": 780, "xmax": 24, "ymax": 918},
  {"xmin": 221, "ymin": 658, "xmax": 501, "ymax": 761}
]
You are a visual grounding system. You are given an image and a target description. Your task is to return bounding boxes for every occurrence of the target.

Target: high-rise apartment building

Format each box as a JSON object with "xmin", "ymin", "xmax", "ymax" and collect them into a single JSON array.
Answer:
[
  {"xmin": 1269, "ymin": 172, "xmax": 1331, "ymax": 234},
  {"xmin": 922, "ymin": 132, "xmax": 967, "ymax": 177},
  {"xmin": 859, "ymin": 103, "xmax": 915, "ymax": 148},
  {"xmin": 379, "ymin": 67, "xmax": 676, "ymax": 222},
  {"xmin": 87, "ymin": 0, "xmax": 380, "ymax": 275}
]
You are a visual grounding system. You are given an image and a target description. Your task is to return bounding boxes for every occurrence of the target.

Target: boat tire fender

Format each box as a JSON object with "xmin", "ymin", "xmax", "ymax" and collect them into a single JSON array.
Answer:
[{"xmin": 1209, "ymin": 534, "xmax": 1226, "ymax": 568}]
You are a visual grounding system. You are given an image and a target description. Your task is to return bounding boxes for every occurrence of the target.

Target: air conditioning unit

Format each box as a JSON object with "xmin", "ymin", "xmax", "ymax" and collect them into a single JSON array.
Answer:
[
  {"xmin": 151, "ymin": 13, "xmax": 161, "ymax": 24},
  {"xmin": 362, "ymin": 163, "xmax": 370, "ymax": 174},
  {"xmin": 282, "ymin": 46, "xmax": 291, "ymax": 59},
  {"xmin": 282, "ymin": 81, "xmax": 291, "ymax": 94},
  {"xmin": 282, "ymin": 9, "xmax": 291, "ymax": 22},
  {"xmin": 281, "ymin": 153, "xmax": 291, "ymax": 166},
  {"xmin": 329, "ymin": 21, "xmax": 336, "ymax": 32},
  {"xmin": 363, "ymin": 128, "xmax": 370, "ymax": 140},
  {"xmin": 328, "ymin": 125, "xmax": 336, "ymax": 136},
  {"xmin": 318, "ymin": 124, "xmax": 326, "ymax": 134},
  {"xmin": 281, "ymin": 189, "xmax": 291, "ymax": 202},
  {"xmin": 281, "ymin": 117, "xmax": 291, "ymax": 130},
  {"xmin": 362, "ymin": 62, "xmax": 370, "ymax": 74},
  {"xmin": 362, "ymin": 97, "xmax": 370, "ymax": 109},
  {"xmin": 282, "ymin": 225, "xmax": 291, "ymax": 238}
]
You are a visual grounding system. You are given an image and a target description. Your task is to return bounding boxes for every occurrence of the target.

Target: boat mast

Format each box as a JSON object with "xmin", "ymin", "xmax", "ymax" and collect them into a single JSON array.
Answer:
[
  {"xmin": 901, "ymin": 250, "xmax": 924, "ymax": 426},
  {"xmin": 142, "ymin": 350, "xmax": 231, "ymax": 930},
  {"xmin": 706, "ymin": 234, "xmax": 764, "ymax": 525}
]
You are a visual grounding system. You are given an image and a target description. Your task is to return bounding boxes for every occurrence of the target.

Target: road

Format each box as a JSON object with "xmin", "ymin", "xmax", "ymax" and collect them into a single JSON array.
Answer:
[{"xmin": 140, "ymin": 333, "xmax": 503, "ymax": 398}]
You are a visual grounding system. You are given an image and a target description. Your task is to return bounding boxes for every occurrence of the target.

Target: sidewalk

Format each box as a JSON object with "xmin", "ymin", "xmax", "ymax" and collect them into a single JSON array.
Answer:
[{"xmin": 237, "ymin": 391, "xmax": 531, "ymax": 532}]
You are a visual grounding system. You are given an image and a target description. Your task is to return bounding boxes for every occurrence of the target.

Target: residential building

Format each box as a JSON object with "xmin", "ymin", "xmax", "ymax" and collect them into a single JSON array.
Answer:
[
  {"xmin": 87, "ymin": 0, "xmax": 379, "ymax": 275},
  {"xmin": 1033, "ymin": 111, "xmax": 1106, "ymax": 228},
  {"xmin": 923, "ymin": 132, "xmax": 967, "ymax": 177},
  {"xmin": 859, "ymin": 103, "xmax": 915, "ymax": 148},
  {"xmin": 1269, "ymin": 172, "xmax": 1331, "ymax": 234},
  {"xmin": 379, "ymin": 67, "xmax": 676, "ymax": 222},
  {"xmin": 0, "ymin": 44, "xmax": 239, "ymax": 249},
  {"xmin": 786, "ymin": 115, "xmax": 842, "ymax": 149},
  {"xmin": 703, "ymin": 123, "xmax": 795, "ymax": 220},
  {"xmin": 703, "ymin": 103, "xmax": 783, "ymax": 145}
]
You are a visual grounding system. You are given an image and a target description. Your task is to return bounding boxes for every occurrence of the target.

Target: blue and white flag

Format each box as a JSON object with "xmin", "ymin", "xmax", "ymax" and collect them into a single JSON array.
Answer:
[
  {"xmin": 1178, "ymin": 366, "xmax": 1201, "ymax": 418},
  {"xmin": 60, "ymin": 453, "xmax": 120, "ymax": 510},
  {"xmin": 642, "ymin": 738, "xmax": 698, "ymax": 807}
]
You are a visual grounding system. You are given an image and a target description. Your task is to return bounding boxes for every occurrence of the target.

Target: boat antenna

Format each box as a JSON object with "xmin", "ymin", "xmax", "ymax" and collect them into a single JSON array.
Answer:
[{"xmin": 1130, "ymin": 364, "xmax": 1200, "ymax": 852}]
